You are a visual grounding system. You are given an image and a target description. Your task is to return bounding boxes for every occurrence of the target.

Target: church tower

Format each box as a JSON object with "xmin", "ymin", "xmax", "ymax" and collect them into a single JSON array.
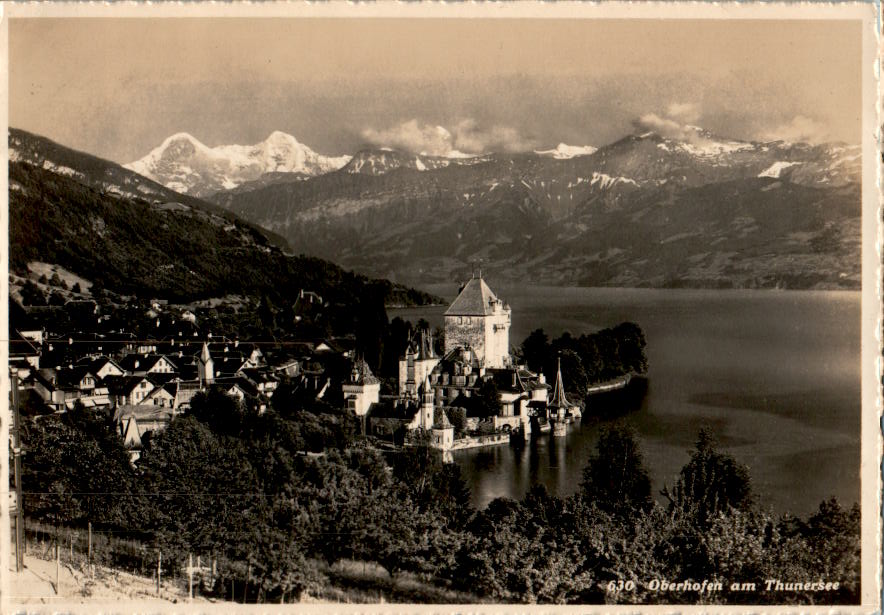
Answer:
[
  {"xmin": 443, "ymin": 271, "xmax": 511, "ymax": 368},
  {"xmin": 198, "ymin": 342, "xmax": 214, "ymax": 384}
]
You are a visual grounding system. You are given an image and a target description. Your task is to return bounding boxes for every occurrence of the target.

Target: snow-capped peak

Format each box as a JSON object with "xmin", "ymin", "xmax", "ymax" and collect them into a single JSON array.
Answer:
[
  {"xmin": 125, "ymin": 131, "xmax": 351, "ymax": 197},
  {"xmin": 534, "ymin": 143, "xmax": 598, "ymax": 159}
]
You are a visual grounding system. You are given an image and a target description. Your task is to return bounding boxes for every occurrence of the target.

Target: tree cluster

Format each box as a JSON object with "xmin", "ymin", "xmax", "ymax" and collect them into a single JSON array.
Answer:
[
  {"xmin": 17, "ymin": 397, "xmax": 859, "ymax": 604},
  {"xmin": 519, "ymin": 322, "xmax": 648, "ymax": 400}
]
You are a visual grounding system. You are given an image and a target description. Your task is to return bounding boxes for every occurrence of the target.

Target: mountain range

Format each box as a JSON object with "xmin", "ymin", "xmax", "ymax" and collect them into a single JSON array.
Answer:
[
  {"xmin": 199, "ymin": 126, "xmax": 861, "ymax": 289},
  {"xmin": 8, "ymin": 128, "xmax": 436, "ymax": 309},
  {"xmin": 125, "ymin": 131, "xmax": 352, "ymax": 198},
  {"xmin": 12, "ymin": 125, "xmax": 863, "ymax": 291}
]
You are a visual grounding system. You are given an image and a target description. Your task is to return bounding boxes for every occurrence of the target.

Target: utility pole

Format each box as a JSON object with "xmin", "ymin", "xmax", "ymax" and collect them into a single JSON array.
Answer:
[
  {"xmin": 55, "ymin": 539, "xmax": 60, "ymax": 594},
  {"xmin": 11, "ymin": 371, "xmax": 25, "ymax": 572},
  {"xmin": 156, "ymin": 550, "xmax": 162, "ymax": 595},
  {"xmin": 188, "ymin": 553, "xmax": 194, "ymax": 601}
]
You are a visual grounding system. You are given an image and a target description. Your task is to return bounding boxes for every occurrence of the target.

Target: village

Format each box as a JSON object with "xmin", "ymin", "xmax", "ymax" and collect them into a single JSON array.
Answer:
[{"xmin": 9, "ymin": 273, "xmax": 583, "ymax": 462}]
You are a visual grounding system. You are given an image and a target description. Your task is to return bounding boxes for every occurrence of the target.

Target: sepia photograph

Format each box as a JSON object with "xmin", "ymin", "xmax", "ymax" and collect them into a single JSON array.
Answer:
[{"xmin": 2, "ymin": 2, "xmax": 880, "ymax": 611}]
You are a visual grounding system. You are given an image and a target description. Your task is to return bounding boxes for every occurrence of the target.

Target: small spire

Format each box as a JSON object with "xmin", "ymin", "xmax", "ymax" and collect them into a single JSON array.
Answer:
[{"xmin": 200, "ymin": 341, "xmax": 212, "ymax": 363}]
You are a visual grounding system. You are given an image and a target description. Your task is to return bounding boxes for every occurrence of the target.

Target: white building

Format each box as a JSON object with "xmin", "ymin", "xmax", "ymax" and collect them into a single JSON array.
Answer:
[{"xmin": 342, "ymin": 359, "xmax": 380, "ymax": 416}]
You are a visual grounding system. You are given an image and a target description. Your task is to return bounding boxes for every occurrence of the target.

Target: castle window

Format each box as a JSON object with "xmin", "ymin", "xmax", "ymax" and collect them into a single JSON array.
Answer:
[{"xmin": 458, "ymin": 317, "xmax": 463, "ymax": 324}]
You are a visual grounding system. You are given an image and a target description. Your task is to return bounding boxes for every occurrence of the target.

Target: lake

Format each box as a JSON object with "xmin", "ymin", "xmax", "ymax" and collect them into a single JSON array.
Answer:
[{"xmin": 390, "ymin": 286, "xmax": 861, "ymax": 518}]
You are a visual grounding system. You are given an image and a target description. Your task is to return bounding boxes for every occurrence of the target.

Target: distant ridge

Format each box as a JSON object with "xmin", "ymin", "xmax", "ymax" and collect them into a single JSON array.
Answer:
[{"xmin": 208, "ymin": 125, "xmax": 861, "ymax": 290}]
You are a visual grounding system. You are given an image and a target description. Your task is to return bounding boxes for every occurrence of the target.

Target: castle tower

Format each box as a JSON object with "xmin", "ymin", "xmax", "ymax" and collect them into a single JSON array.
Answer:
[
  {"xmin": 398, "ymin": 329, "xmax": 440, "ymax": 397},
  {"xmin": 431, "ymin": 406, "xmax": 455, "ymax": 451},
  {"xmin": 198, "ymin": 342, "xmax": 214, "ymax": 384},
  {"xmin": 419, "ymin": 376, "xmax": 435, "ymax": 430},
  {"xmin": 443, "ymin": 272, "xmax": 510, "ymax": 368}
]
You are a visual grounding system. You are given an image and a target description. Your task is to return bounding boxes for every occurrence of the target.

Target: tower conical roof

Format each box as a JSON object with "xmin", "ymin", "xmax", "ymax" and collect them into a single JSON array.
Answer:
[
  {"xmin": 444, "ymin": 275, "xmax": 503, "ymax": 316},
  {"xmin": 434, "ymin": 407, "xmax": 453, "ymax": 429},
  {"xmin": 550, "ymin": 357, "xmax": 570, "ymax": 409},
  {"xmin": 200, "ymin": 342, "xmax": 212, "ymax": 363}
]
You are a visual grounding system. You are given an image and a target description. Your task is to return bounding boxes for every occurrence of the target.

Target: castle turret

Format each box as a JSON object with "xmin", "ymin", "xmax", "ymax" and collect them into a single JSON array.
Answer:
[
  {"xmin": 342, "ymin": 358, "xmax": 380, "ymax": 416},
  {"xmin": 399, "ymin": 330, "xmax": 440, "ymax": 398},
  {"xmin": 431, "ymin": 405, "xmax": 454, "ymax": 450},
  {"xmin": 419, "ymin": 375, "xmax": 435, "ymax": 430}
]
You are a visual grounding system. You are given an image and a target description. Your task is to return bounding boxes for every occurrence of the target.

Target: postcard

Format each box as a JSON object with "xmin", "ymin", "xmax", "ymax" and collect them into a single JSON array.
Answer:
[{"xmin": 1, "ymin": 2, "xmax": 880, "ymax": 613}]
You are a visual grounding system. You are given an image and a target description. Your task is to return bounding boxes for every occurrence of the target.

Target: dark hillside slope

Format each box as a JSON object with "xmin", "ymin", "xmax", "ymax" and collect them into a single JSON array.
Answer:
[{"xmin": 9, "ymin": 161, "xmax": 436, "ymax": 308}]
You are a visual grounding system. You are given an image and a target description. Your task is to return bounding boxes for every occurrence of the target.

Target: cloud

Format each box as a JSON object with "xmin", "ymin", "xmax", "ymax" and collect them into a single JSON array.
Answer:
[
  {"xmin": 452, "ymin": 119, "xmax": 538, "ymax": 154},
  {"xmin": 757, "ymin": 115, "xmax": 833, "ymax": 144},
  {"xmin": 666, "ymin": 102, "xmax": 701, "ymax": 124},
  {"xmin": 633, "ymin": 113, "xmax": 706, "ymax": 144},
  {"xmin": 361, "ymin": 119, "xmax": 536, "ymax": 156},
  {"xmin": 361, "ymin": 120, "xmax": 455, "ymax": 156}
]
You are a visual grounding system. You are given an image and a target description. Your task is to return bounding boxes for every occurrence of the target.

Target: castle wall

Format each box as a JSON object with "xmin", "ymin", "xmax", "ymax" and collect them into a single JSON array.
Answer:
[{"xmin": 444, "ymin": 316, "xmax": 486, "ymax": 362}]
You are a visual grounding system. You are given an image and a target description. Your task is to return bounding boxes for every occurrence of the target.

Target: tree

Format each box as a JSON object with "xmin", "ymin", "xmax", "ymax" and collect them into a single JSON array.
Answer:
[
  {"xmin": 381, "ymin": 317, "xmax": 412, "ymax": 377},
  {"xmin": 579, "ymin": 424, "xmax": 652, "ymax": 517},
  {"xmin": 20, "ymin": 413, "xmax": 139, "ymax": 528},
  {"xmin": 432, "ymin": 327, "xmax": 445, "ymax": 356},
  {"xmin": 473, "ymin": 378, "xmax": 502, "ymax": 418},
  {"xmin": 71, "ymin": 282, "xmax": 82, "ymax": 294},
  {"xmin": 20, "ymin": 280, "xmax": 45, "ymax": 306},
  {"xmin": 445, "ymin": 406, "xmax": 468, "ymax": 437},
  {"xmin": 138, "ymin": 416, "xmax": 259, "ymax": 557},
  {"xmin": 662, "ymin": 428, "xmax": 753, "ymax": 525},
  {"xmin": 188, "ymin": 388, "xmax": 246, "ymax": 436},
  {"xmin": 257, "ymin": 294, "xmax": 277, "ymax": 331},
  {"xmin": 612, "ymin": 322, "xmax": 648, "ymax": 374},
  {"xmin": 521, "ymin": 329, "xmax": 549, "ymax": 373}
]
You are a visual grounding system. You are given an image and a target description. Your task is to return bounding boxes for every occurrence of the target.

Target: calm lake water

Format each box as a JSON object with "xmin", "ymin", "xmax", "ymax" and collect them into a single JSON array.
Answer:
[{"xmin": 390, "ymin": 286, "xmax": 861, "ymax": 518}]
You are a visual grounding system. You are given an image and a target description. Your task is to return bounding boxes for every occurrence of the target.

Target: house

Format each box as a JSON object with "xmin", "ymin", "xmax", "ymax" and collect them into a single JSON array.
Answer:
[
  {"xmin": 274, "ymin": 359, "xmax": 302, "ymax": 377},
  {"xmin": 9, "ymin": 329, "xmax": 41, "ymax": 374},
  {"xmin": 119, "ymin": 354, "xmax": 178, "ymax": 376},
  {"xmin": 342, "ymin": 359, "xmax": 380, "ymax": 416},
  {"xmin": 76, "ymin": 356, "xmax": 125, "ymax": 380},
  {"xmin": 213, "ymin": 376, "xmax": 269, "ymax": 411},
  {"xmin": 114, "ymin": 404, "xmax": 176, "ymax": 463},
  {"xmin": 162, "ymin": 380, "xmax": 203, "ymax": 410},
  {"xmin": 106, "ymin": 375, "xmax": 155, "ymax": 406},
  {"xmin": 55, "ymin": 365, "xmax": 99, "ymax": 393},
  {"xmin": 140, "ymin": 383, "xmax": 177, "ymax": 408},
  {"xmin": 239, "ymin": 368, "xmax": 279, "ymax": 397},
  {"xmin": 10, "ymin": 299, "xmax": 44, "ymax": 345}
]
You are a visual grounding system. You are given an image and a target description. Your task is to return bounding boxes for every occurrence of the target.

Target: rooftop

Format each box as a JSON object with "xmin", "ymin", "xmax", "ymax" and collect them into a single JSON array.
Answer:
[{"xmin": 444, "ymin": 275, "xmax": 507, "ymax": 317}]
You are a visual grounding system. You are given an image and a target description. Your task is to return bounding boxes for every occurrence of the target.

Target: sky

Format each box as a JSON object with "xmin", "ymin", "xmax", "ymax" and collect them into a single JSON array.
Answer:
[{"xmin": 9, "ymin": 18, "xmax": 863, "ymax": 163}]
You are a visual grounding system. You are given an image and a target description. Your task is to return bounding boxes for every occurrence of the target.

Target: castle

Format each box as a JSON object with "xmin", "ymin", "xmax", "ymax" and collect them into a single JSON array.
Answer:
[{"xmin": 395, "ymin": 272, "xmax": 550, "ymax": 450}]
